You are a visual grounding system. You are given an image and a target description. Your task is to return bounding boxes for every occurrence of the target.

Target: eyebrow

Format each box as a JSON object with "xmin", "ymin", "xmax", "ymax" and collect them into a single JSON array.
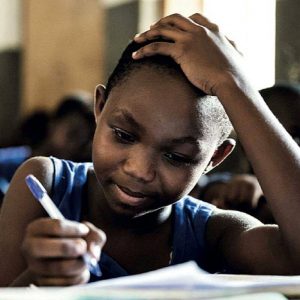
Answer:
[
  {"xmin": 169, "ymin": 136, "xmax": 201, "ymax": 147},
  {"xmin": 111, "ymin": 109, "xmax": 144, "ymax": 132},
  {"xmin": 111, "ymin": 108, "xmax": 200, "ymax": 146}
]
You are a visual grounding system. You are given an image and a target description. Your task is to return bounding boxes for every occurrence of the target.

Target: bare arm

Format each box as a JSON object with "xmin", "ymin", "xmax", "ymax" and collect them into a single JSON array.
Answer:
[
  {"xmin": 0, "ymin": 157, "xmax": 106, "ymax": 286},
  {"xmin": 207, "ymin": 209, "xmax": 293, "ymax": 274},
  {"xmin": 133, "ymin": 13, "xmax": 300, "ymax": 273},
  {"xmin": 0, "ymin": 157, "xmax": 53, "ymax": 286}
]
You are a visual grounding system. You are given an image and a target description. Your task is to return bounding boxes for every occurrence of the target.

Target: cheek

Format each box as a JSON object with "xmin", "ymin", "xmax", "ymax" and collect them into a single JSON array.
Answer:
[
  {"xmin": 92, "ymin": 128, "xmax": 119, "ymax": 180},
  {"xmin": 160, "ymin": 165, "xmax": 204, "ymax": 202}
]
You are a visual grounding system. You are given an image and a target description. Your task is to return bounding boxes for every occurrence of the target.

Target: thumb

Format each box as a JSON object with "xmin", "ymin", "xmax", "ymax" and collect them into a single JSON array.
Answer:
[{"xmin": 83, "ymin": 221, "xmax": 106, "ymax": 260}]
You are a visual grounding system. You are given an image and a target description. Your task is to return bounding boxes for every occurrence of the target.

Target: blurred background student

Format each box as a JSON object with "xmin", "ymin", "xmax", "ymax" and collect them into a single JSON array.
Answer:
[{"xmin": 0, "ymin": 91, "xmax": 94, "ymax": 201}]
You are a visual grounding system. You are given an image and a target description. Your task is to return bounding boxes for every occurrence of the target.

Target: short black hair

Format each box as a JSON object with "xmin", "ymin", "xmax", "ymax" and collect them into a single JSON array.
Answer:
[{"xmin": 105, "ymin": 39, "xmax": 232, "ymax": 145}]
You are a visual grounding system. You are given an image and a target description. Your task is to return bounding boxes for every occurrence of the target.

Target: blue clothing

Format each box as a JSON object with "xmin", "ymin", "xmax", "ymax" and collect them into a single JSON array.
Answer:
[
  {"xmin": 0, "ymin": 146, "xmax": 31, "ymax": 195},
  {"xmin": 50, "ymin": 157, "xmax": 215, "ymax": 282}
]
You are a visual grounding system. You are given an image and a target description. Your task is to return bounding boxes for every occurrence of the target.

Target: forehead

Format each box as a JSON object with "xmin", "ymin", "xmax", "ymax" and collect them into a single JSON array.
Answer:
[{"xmin": 106, "ymin": 67, "xmax": 208, "ymax": 135}]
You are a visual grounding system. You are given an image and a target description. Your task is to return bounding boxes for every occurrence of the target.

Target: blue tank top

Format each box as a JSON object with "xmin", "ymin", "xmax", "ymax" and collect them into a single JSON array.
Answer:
[{"xmin": 50, "ymin": 157, "xmax": 215, "ymax": 282}]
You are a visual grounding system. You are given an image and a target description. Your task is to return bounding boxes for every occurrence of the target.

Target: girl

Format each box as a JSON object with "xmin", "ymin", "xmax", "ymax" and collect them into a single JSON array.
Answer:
[{"xmin": 1, "ymin": 13, "xmax": 300, "ymax": 286}]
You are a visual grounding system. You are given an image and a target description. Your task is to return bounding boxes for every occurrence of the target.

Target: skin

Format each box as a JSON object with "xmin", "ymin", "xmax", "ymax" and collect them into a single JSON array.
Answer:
[{"xmin": 1, "ymin": 13, "xmax": 300, "ymax": 286}]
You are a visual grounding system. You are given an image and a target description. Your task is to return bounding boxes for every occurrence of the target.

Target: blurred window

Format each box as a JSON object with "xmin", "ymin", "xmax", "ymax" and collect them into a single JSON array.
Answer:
[{"xmin": 164, "ymin": 0, "xmax": 276, "ymax": 89}]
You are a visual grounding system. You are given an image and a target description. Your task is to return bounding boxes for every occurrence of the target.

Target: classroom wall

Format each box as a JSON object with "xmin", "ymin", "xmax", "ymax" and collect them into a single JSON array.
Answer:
[
  {"xmin": 0, "ymin": 0, "xmax": 22, "ymax": 144},
  {"xmin": 21, "ymin": 0, "xmax": 105, "ymax": 115},
  {"xmin": 104, "ymin": 0, "xmax": 139, "ymax": 79}
]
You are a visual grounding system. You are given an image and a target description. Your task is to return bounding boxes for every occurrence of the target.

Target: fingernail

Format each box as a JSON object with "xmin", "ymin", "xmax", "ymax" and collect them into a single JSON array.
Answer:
[
  {"xmin": 132, "ymin": 51, "xmax": 138, "ymax": 58},
  {"xmin": 78, "ymin": 223, "xmax": 89, "ymax": 234},
  {"xmin": 90, "ymin": 243, "xmax": 101, "ymax": 260},
  {"xmin": 134, "ymin": 33, "xmax": 140, "ymax": 39}
]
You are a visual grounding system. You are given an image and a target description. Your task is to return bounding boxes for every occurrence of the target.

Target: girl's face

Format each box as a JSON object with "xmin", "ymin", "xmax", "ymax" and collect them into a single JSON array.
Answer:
[{"xmin": 92, "ymin": 67, "xmax": 218, "ymax": 217}]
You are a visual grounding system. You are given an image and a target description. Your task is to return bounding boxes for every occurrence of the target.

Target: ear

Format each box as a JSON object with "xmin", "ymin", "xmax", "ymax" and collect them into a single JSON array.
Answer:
[
  {"xmin": 203, "ymin": 138, "xmax": 236, "ymax": 174},
  {"xmin": 94, "ymin": 84, "xmax": 107, "ymax": 121}
]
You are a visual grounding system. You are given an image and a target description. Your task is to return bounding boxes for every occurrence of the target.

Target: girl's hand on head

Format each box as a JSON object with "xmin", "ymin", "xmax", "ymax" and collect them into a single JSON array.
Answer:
[
  {"xmin": 22, "ymin": 218, "xmax": 106, "ymax": 286},
  {"xmin": 133, "ymin": 13, "xmax": 247, "ymax": 96}
]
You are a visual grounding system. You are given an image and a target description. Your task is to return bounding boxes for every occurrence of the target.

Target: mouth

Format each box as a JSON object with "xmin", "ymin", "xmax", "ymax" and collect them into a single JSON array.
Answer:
[{"xmin": 115, "ymin": 184, "xmax": 150, "ymax": 207}]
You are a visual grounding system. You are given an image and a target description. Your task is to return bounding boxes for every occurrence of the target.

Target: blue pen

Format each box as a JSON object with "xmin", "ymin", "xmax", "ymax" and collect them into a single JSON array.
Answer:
[{"xmin": 25, "ymin": 174, "xmax": 102, "ymax": 277}]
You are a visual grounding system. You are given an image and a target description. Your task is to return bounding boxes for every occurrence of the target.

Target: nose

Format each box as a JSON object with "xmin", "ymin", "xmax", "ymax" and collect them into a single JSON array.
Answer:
[{"xmin": 122, "ymin": 148, "xmax": 156, "ymax": 183}]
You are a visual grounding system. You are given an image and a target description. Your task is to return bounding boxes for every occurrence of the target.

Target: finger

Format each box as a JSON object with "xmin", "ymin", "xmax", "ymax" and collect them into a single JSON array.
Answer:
[
  {"xmin": 28, "ymin": 257, "xmax": 87, "ymax": 277},
  {"xmin": 189, "ymin": 13, "xmax": 219, "ymax": 31},
  {"xmin": 83, "ymin": 222, "xmax": 106, "ymax": 260},
  {"xmin": 36, "ymin": 269, "xmax": 90, "ymax": 286},
  {"xmin": 132, "ymin": 41, "xmax": 176, "ymax": 60},
  {"xmin": 151, "ymin": 13, "xmax": 196, "ymax": 31},
  {"xmin": 27, "ymin": 218, "xmax": 89, "ymax": 238},
  {"xmin": 134, "ymin": 26, "xmax": 182, "ymax": 43},
  {"xmin": 23, "ymin": 237, "xmax": 87, "ymax": 258}
]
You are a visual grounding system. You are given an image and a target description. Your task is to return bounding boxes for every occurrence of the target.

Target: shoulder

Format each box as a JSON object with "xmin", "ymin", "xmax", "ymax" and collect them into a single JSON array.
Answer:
[
  {"xmin": 0, "ymin": 156, "xmax": 55, "ymax": 227},
  {"xmin": 1, "ymin": 156, "xmax": 54, "ymax": 215},
  {"xmin": 13, "ymin": 156, "xmax": 54, "ymax": 193}
]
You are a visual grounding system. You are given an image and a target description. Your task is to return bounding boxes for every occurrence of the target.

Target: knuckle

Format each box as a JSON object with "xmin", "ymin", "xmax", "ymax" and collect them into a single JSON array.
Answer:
[
  {"xmin": 50, "ymin": 261, "xmax": 67, "ymax": 275},
  {"xmin": 60, "ymin": 238, "xmax": 86, "ymax": 257},
  {"xmin": 171, "ymin": 13, "xmax": 183, "ymax": 19},
  {"xmin": 194, "ymin": 25, "xmax": 208, "ymax": 36},
  {"xmin": 51, "ymin": 219, "xmax": 65, "ymax": 234},
  {"xmin": 60, "ymin": 240, "xmax": 74, "ymax": 256},
  {"xmin": 26, "ymin": 218, "xmax": 45, "ymax": 234},
  {"xmin": 22, "ymin": 237, "xmax": 38, "ymax": 257},
  {"xmin": 148, "ymin": 28, "xmax": 160, "ymax": 37},
  {"xmin": 190, "ymin": 13, "xmax": 201, "ymax": 18},
  {"xmin": 150, "ymin": 42, "xmax": 160, "ymax": 52},
  {"xmin": 209, "ymin": 23, "xmax": 219, "ymax": 32}
]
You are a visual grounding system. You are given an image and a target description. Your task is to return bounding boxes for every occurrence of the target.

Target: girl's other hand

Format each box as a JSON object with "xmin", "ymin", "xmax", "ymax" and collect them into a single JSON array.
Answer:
[
  {"xmin": 133, "ymin": 13, "xmax": 247, "ymax": 97},
  {"xmin": 22, "ymin": 218, "xmax": 106, "ymax": 286}
]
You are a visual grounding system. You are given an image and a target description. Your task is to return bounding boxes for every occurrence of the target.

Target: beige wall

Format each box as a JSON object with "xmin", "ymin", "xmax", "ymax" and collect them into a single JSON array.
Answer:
[{"xmin": 21, "ymin": 0, "xmax": 105, "ymax": 114}]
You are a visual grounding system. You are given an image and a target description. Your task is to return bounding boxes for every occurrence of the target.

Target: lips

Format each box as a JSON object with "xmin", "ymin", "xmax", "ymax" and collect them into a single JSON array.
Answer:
[
  {"xmin": 114, "ymin": 184, "xmax": 151, "ymax": 206},
  {"xmin": 118, "ymin": 185, "xmax": 147, "ymax": 198}
]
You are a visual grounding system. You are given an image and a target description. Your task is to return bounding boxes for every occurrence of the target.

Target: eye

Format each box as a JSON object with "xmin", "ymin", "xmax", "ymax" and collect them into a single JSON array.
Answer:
[
  {"xmin": 164, "ymin": 152, "xmax": 196, "ymax": 167},
  {"xmin": 113, "ymin": 127, "xmax": 136, "ymax": 144}
]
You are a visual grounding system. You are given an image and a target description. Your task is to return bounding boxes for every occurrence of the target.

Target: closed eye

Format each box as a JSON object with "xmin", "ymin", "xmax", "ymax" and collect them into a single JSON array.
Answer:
[{"xmin": 113, "ymin": 127, "xmax": 136, "ymax": 144}]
